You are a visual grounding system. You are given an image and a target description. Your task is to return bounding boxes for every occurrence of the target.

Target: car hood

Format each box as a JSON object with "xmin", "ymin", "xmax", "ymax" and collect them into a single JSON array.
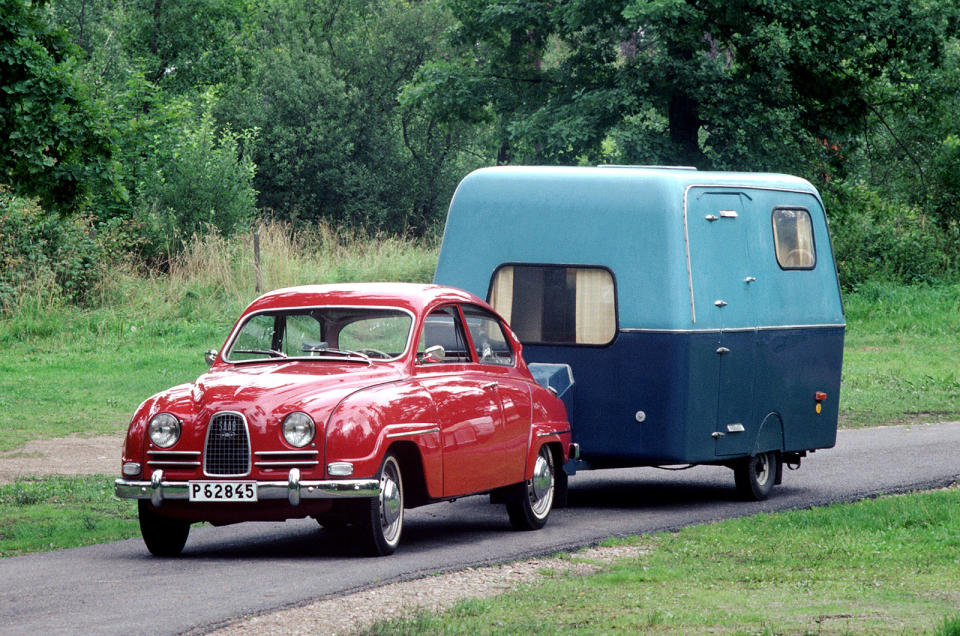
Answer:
[{"xmin": 154, "ymin": 361, "xmax": 405, "ymax": 428}]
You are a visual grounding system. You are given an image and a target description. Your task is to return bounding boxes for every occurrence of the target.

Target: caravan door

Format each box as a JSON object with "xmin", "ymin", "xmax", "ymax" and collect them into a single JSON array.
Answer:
[{"xmin": 687, "ymin": 189, "xmax": 758, "ymax": 456}]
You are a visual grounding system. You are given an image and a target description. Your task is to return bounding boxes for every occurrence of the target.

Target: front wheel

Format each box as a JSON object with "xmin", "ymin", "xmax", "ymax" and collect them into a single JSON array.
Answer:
[
  {"xmin": 506, "ymin": 445, "xmax": 555, "ymax": 530},
  {"xmin": 138, "ymin": 500, "xmax": 190, "ymax": 557},
  {"xmin": 356, "ymin": 452, "xmax": 404, "ymax": 556},
  {"xmin": 733, "ymin": 451, "xmax": 780, "ymax": 501}
]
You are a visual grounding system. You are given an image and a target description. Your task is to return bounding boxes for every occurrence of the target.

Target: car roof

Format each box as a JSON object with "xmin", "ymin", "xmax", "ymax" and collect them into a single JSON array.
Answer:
[{"xmin": 240, "ymin": 282, "xmax": 484, "ymax": 316}]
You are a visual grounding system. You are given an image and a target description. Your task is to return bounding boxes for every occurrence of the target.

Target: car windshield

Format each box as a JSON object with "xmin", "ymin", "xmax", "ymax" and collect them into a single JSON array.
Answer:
[{"xmin": 224, "ymin": 307, "xmax": 413, "ymax": 363}]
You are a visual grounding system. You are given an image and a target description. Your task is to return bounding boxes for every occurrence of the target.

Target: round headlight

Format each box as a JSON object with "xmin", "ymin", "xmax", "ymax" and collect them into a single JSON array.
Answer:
[
  {"xmin": 282, "ymin": 412, "xmax": 315, "ymax": 448},
  {"xmin": 148, "ymin": 413, "xmax": 181, "ymax": 448}
]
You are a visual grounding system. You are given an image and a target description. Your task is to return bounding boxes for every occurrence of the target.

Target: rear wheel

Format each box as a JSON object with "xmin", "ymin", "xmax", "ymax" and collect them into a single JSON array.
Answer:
[
  {"xmin": 138, "ymin": 500, "xmax": 190, "ymax": 557},
  {"xmin": 356, "ymin": 452, "xmax": 404, "ymax": 556},
  {"xmin": 506, "ymin": 445, "xmax": 555, "ymax": 530},
  {"xmin": 734, "ymin": 451, "xmax": 780, "ymax": 501}
]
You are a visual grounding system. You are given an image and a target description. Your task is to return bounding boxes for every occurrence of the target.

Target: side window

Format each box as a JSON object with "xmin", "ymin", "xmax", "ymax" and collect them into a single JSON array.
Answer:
[
  {"xmin": 462, "ymin": 305, "xmax": 514, "ymax": 366},
  {"xmin": 488, "ymin": 265, "xmax": 616, "ymax": 345},
  {"xmin": 417, "ymin": 306, "xmax": 472, "ymax": 363},
  {"xmin": 772, "ymin": 207, "xmax": 816, "ymax": 269}
]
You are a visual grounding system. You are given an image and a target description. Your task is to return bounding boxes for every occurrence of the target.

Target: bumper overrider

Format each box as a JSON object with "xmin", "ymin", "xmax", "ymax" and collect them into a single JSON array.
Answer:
[{"xmin": 115, "ymin": 468, "xmax": 379, "ymax": 507}]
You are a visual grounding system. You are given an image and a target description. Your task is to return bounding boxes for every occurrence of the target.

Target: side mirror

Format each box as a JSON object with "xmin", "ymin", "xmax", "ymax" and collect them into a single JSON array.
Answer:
[
  {"xmin": 204, "ymin": 349, "xmax": 218, "ymax": 366},
  {"xmin": 421, "ymin": 345, "xmax": 445, "ymax": 363}
]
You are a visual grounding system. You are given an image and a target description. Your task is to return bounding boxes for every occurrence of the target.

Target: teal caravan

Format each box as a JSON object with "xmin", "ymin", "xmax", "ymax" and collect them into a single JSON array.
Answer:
[{"xmin": 433, "ymin": 166, "xmax": 844, "ymax": 500}]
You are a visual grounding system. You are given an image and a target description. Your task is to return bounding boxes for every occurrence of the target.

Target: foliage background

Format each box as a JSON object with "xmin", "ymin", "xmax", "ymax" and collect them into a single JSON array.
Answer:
[{"xmin": 1, "ymin": 0, "xmax": 960, "ymax": 312}]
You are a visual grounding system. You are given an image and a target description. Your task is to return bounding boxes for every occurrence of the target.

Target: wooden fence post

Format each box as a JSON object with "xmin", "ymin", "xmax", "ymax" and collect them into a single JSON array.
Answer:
[{"xmin": 253, "ymin": 226, "xmax": 263, "ymax": 294}]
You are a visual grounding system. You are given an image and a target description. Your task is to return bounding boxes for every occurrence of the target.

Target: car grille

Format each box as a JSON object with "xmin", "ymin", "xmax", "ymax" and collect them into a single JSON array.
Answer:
[{"xmin": 204, "ymin": 412, "xmax": 251, "ymax": 476}]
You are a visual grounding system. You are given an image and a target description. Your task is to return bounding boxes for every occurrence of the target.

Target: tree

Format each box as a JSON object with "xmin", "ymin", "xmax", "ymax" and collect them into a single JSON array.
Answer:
[
  {"xmin": 0, "ymin": 0, "xmax": 113, "ymax": 210},
  {"xmin": 216, "ymin": 0, "xmax": 484, "ymax": 234},
  {"xmin": 407, "ymin": 0, "xmax": 957, "ymax": 174}
]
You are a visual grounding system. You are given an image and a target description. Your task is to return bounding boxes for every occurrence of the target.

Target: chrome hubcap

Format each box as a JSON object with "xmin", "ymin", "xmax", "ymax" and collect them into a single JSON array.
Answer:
[
  {"xmin": 379, "ymin": 459, "xmax": 402, "ymax": 543},
  {"xmin": 527, "ymin": 448, "xmax": 554, "ymax": 518}
]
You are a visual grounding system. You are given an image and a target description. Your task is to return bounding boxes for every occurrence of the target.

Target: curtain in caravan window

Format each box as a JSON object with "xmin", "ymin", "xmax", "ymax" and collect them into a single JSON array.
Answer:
[
  {"xmin": 489, "ymin": 266, "xmax": 514, "ymax": 324},
  {"xmin": 575, "ymin": 268, "xmax": 616, "ymax": 344}
]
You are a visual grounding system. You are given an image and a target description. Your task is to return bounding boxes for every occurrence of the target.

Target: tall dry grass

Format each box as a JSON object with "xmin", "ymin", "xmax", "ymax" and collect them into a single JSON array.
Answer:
[{"xmin": 2, "ymin": 221, "xmax": 438, "ymax": 341}]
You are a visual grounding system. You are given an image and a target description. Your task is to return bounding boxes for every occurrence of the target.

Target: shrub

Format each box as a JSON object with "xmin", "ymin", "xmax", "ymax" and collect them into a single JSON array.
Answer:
[
  {"xmin": 823, "ymin": 180, "xmax": 956, "ymax": 290},
  {"xmin": 0, "ymin": 188, "xmax": 104, "ymax": 313}
]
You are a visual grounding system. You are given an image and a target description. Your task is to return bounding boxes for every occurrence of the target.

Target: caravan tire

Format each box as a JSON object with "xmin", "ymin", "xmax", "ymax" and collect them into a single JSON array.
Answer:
[{"xmin": 734, "ymin": 451, "xmax": 779, "ymax": 501}]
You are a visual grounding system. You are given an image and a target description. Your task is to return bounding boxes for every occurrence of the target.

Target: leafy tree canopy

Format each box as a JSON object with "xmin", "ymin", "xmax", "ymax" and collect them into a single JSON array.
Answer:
[
  {"xmin": 408, "ymin": 0, "xmax": 959, "ymax": 173},
  {"xmin": 0, "ymin": 0, "xmax": 114, "ymax": 210}
]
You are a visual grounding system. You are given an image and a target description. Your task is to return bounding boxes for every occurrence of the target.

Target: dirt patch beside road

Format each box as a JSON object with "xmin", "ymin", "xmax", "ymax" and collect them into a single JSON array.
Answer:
[{"xmin": 0, "ymin": 434, "xmax": 122, "ymax": 483}]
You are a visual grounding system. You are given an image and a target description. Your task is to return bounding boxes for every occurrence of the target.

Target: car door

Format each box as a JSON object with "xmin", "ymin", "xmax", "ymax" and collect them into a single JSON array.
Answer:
[
  {"xmin": 461, "ymin": 304, "xmax": 530, "ymax": 486},
  {"xmin": 414, "ymin": 305, "xmax": 509, "ymax": 496}
]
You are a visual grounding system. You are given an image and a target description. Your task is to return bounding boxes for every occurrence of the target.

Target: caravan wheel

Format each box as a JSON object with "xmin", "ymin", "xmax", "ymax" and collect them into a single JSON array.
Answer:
[{"xmin": 734, "ymin": 451, "xmax": 779, "ymax": 501}]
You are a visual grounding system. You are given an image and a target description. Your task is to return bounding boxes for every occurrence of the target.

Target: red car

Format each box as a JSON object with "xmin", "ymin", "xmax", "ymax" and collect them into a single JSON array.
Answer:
[{"xmin": 115, "ymin": 283, "xmax": 572, "ymax": 556}]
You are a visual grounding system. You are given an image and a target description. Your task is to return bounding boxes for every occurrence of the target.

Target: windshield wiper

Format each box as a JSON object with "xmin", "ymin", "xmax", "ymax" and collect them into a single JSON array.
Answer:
[
  {"xmin": 301, "ymin": 345, "xmax": 372, "ymax": 364},
  {"xmin": 232, "ymin": 348, "xmax": 288, "ymax": 358}
]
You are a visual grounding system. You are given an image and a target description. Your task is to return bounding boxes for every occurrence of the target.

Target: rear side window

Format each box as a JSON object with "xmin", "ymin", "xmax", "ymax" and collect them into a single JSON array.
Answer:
[
  {"xmin": 462, "ymin": 304, "xmax": 513, "ymax": 366},
  {"xmin": 488, "ymin": 265, "xmax": 616, "ymax": 345},
  {"xmin": 772, "ymin": 207, "xmax": 816, "ymax": 269}
]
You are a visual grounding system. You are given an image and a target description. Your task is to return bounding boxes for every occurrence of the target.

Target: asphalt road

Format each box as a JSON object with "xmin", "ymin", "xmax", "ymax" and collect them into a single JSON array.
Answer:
[{"xmin": 2, "ymin": 422, "xmax": 958, "ymax": 636}]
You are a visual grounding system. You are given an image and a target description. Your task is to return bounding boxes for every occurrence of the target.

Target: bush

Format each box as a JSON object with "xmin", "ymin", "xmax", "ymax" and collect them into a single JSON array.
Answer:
[
  {"xmin": 0, "ymin": 188, "xmax": 105, "ymax": 312},
  {"xmin": 137, "ymin": 110, "xmax": 258, "ymax": 258},
  {"xmin": 823, "ymin": 180, "xmax": 957, "ymax": 290}
]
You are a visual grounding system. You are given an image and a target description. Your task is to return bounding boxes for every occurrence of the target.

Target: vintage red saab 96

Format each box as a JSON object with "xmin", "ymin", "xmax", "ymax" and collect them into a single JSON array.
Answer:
[{"xmin": 115, "ymin": 283, "xmax": 572, "ymax": 556}]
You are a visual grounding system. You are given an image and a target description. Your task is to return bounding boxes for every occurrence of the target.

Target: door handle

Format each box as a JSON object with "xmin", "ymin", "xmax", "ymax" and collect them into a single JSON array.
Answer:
[
  {"xmin": 716, "ymin": 347, "xmax": 730, "ymax": 355},
  {"xmin": 482, "ymin": 381, "xmax": 499, "ymax": 390},
  {"xmin": 744, "ymin": 276, "xmax": 756, "ymax": 283},
  {"xmin": 714, "ymin": 300, "xmax": 728, "ymax": 307}
]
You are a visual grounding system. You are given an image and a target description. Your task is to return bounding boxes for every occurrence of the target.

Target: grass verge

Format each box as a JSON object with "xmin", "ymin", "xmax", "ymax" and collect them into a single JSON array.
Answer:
[
  {"xmin": 840, "ymin": 282, "xmax": 960, "ymax": 426},
  {"xmin": 0, "ymin": 475, "xmax": 139, "ymax": 557},
  {"xmin": 363, "ymin": 488, "xmax": 960, "ymax": 635}
]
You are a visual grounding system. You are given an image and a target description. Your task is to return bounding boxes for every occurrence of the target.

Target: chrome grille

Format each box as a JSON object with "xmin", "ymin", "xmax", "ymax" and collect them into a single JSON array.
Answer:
[{"xmin": 204, "ymin": 412, "xmax": 251, "ymax": 476}]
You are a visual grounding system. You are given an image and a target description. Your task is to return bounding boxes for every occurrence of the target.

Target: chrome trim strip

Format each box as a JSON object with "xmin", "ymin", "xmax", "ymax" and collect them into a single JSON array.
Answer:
[
  {"xmin": 619, "ymin": 323, "xmax": 845, "ymax": 334},
  {"xmin": 537, "ymin": 429, "xmax": 572, "ymax": 438},
  {"xmin": 115, "ymin": 476, "xmax": 380, "ymax": 503},
  {"xmin": 254, "ymin": 450, "xmax": 318, "ymax": 457},
  {"xmin": 203, "ymin": 411, "xmax": 252, "ymax": 478},
  {"xmin": 147, "ymin": 450, "xmax": 201, "ymax": 456},
  {"xmin": 682, "ymin": 186, "xmax": 696, "ymax": 324},
  {"xmin": 386, "ymin": 426, "xmax": 440, "ymax": 439},
  {"xmin": 255, "ymin": 461, "xmax": 320, "ymax": 468},
  {"xmin": 757, "ymin": 323, "xmax": 847, "ymax": 331},
  {"xmin": 147, "ymin": 461, "xmax": 201, "ymax": 467}
]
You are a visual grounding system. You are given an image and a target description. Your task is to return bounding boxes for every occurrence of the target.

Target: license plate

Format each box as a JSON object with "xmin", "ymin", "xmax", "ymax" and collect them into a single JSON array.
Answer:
[{"xmin": 188, "ymin": 481, "xmax": 257, "ymax": 502}]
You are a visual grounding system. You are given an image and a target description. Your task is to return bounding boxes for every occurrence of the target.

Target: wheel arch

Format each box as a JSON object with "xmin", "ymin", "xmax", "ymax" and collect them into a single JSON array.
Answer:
[
  {"xmin": 754, "ymin": 412, "xmax": 784, "ymax": 455},
  {"xmin": 387, "ymin": 441, "xmax": 430, "ymax": 508}
]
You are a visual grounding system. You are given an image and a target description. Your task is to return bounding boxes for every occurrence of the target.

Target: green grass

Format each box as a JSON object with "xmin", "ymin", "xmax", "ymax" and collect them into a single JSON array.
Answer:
[
  {"xmin": 363, "ymin": 489, "xmax": 960, "ymax": 635},
  {"xmin": 840, "ymin": 282, "xmax": 960, "ymax": 426},
  {"xmin": 0, "ymin": 475, "xmax": 140, "ymax": 556}
]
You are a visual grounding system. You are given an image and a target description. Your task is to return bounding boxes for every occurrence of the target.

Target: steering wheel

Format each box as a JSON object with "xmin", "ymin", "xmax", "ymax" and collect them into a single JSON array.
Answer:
[{"xmin": 357, "ymin": 348, "xmax": 390, "ymax": 359}]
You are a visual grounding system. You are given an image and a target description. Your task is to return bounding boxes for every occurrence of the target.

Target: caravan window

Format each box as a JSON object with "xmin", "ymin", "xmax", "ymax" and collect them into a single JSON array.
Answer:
[
  {"xmin": 772, "ymin": 207, "xmax": 816, "ymax": 269},
  {"xmin": 488, "ymin": 265, "xmax": 616, "ymax": 345}
]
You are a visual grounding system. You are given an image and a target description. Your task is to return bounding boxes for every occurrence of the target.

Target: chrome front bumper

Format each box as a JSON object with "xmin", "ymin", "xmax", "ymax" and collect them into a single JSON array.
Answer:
[{"xmin": 114, "ymin": 468, "xmax": 379, "ymax": 507}]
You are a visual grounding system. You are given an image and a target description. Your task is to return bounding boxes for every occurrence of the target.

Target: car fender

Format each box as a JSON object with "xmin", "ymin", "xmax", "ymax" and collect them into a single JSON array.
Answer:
[{"xmin": 324, "ymin": 380, "xmax": 443, "ymax": 498}]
